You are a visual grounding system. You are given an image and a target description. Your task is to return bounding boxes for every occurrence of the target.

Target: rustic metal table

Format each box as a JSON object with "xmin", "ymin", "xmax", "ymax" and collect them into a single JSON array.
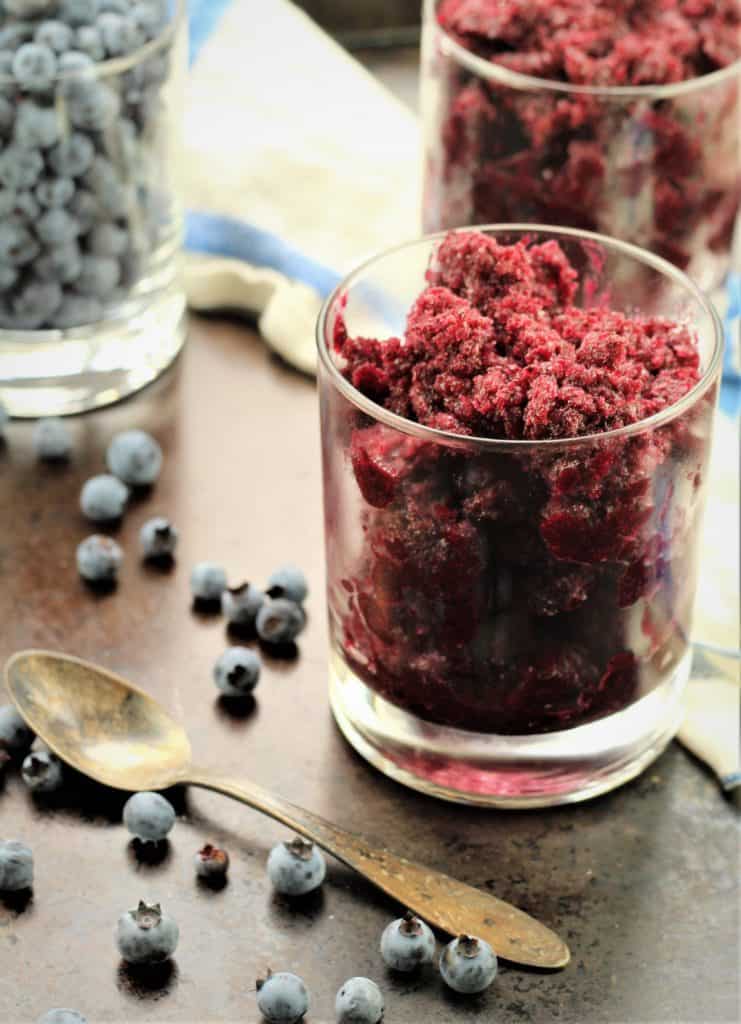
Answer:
[{"xmin": 0, "ymin": 318, "xmax": 738, "ymax": 1023}]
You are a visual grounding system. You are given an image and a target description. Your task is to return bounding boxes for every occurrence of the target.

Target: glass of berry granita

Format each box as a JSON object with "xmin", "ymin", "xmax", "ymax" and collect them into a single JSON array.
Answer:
[
  {"xmin": 421, "ymin": 0, "xmax": 741, "ymax": 292},
  {"xmin": 317, "ymin": 225, "xmax": 723, "ymax": 806}
]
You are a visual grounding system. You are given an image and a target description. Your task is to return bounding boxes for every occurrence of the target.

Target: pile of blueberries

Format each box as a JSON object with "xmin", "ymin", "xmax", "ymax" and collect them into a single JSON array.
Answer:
[{"xmin": 0, "ymin": 0, "xmax": 174, "ymax": 330}]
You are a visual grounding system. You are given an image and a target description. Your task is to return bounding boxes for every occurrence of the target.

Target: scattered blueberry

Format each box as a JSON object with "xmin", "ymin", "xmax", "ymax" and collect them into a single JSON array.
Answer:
[
  {"xmin": 36, "ymin": 1011, "xmax": 88, "ymax": 1024},
  {"xmin": 213, "ymin": 646, "xmax": 261, "ymax": 698},
  {"xmin": 0, "ymin": 704, "xmax": 34, "ymax": 756},
  {"xmin": 12, "ymin": 43, "xmax": 57, "ymax": 93},
  {"xmin": 0, "ymin": 839, "xmax": 33, "ymax": 891},
  {"xmin": 21, "ymin": 749, "xmax": 63, "ymax": 793},
  {"xmin": 439, "ymin": 934, "xmax": 497, "ymax": 994},
  {"xmin": 256, "ymin": 599, "xmax": 306, "ymax": 646},
  {"xmin": 194, "ymin": 843, "xmax": 229, "ymax": 881},
  {"xmin": 80, "ymin": 473, "xmax": 128, "ymax": 521},
  {"xmin": 190, "ymin": 561, "xmax": 227, "ymax": 603},
  {"xmin": 335, "ymin": 977, "xmax": 384, "ymax": 1024},
  {"xmin": 266, "ymin": 565, "xmax": 308, "ymax": 604},
  {"xmin": 380, "ymin": 911, "xmax": 436, "ymax": 972},
  {"xmin": 107, "ymin": 429, "xmax": 162, "ymax": 486},
  {"xmin": 256, "ymin": 970, "xmax": 309, "ymax": 1024},
  {"xmin": 76, "ymin": 534, "xmax": 123, "ymax": 582},
  {"xmin": 139, "ymin": 515, "xmax": 178, "ymax": 560},
  {"xmin": 221, "ymin": 582, "xmax": 264, "ymax": 627},
  {"xmin": 267, "ymin": 837, "xmax": 326, "ymax": 896},
  {"xmin": 33, "ymin": 417, "xmax": 72, "ymax": 460},
  {"xmin": 116, "ymin": 900, "xmax": 179, "ymax": 964},
  {"xmin": 122, "ymin": 790, "xmax": 175, "ymax": 842}
]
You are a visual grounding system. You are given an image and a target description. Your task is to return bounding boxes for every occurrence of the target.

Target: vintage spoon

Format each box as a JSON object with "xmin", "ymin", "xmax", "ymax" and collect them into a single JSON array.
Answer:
[{"xmin": 5, "ymin": 649, "xmax": 569, "ymax": 969}]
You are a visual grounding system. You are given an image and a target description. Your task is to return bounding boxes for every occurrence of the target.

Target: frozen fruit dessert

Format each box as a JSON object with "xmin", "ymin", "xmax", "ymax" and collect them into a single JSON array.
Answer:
[
  {"xmin": 423, "ymin": 0, "xmax": 740, "ymax": 286},
  {"xmin": 327, "ymin": 230, "xmax": 714, "ymax": 734}
]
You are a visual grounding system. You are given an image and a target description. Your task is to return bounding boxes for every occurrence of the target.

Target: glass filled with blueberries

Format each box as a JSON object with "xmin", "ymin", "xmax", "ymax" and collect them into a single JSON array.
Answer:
[{"xmin": 0, "ymin": 0, "xmax": 186, "ymax": 417}]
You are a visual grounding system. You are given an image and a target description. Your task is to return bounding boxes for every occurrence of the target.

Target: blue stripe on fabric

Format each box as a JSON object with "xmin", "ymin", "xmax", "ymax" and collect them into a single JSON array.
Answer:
[
  {"xmin": 185, "ymin": 210, "xmax": 343, "ymax": 298},
  {"xmin": 720, "ymin": 272, "xmax": 740, "ymax": 417},
  {"xmin": 188, "ymin": 0, "xmax": 233, "ymax": 66}
]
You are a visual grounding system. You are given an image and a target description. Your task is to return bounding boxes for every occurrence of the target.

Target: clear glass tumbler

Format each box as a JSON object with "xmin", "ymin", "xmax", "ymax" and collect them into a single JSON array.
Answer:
[
  {"xmin": 421, "ymin": 0, "xmax": 741, "ymax": 292},
  {"xmin": 0, "ymin": 0, "xmax": 187, "ymax": 417},
  {"xmin": 318, "ymin": 225, "xmax": 723, "ymax": 807}
]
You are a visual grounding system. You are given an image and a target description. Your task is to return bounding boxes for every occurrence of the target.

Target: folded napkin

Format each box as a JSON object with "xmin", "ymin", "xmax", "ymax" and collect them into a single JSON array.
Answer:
[{"xmin": 182, "ymin": 0, "xmax": 740, "ymax": 788}]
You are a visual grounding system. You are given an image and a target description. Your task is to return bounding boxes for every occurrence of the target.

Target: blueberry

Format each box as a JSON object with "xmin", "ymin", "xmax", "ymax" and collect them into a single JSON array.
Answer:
[
  {"xmin": 0, "ymin": 188, "xmax": 15, "ymax": 217},
  {"xmin": 380, "ymin": 911, "xmax": 436, "ymax": 972},
  {"xmin": 256, "ymin": 599, "xmax": 306, "ymax": 645},
  {"xmin": 13, "ymin": 280, "xmax": 63, "ymax": 324},
  {"xmin": 221, "ymin": 582, "xmax": 265, "ymax": 627},
  {"xmin": 13, "ymin": 101, "xmax": 59, "ymax": 149},
  {"xmin": 0, "ymin": 26, "xmax": 34, "ymax": 53},
  {"xmin": 266, "ymin": 565, "xmax": 308, "ymax": 604},
  {"xmin": 0, "ymin": 220, "xmax": 32, "ymax": 262},
  {"xmin": 139, "ymin": 515, "xmax": 178, "ymax": 560},
  {"xmin": 35, "ymin": 21, "xmax": 75, "ymax": 54},
  {"xmin": 132, "ymin": 2, "xmax": 166, "ymax": 39},
  {"xmin": 0, "ymin": 146, "xmax": 43, "ymax": 189},
  {"xmin": 122, "ymin": 790, "xmax": 175, "ymax": 842},
  {"xmin": 75, "ymin": 254, "xmax": 120, "ymax": 297},
  {"xmin": 55, "ymin": 294, "xmax": 102, "ymax": 327},
  {"xmin": 0, "ymin": 704, "xmax": 34, "ymax": 756},
  {"xmin": 84, "ymin": 155, "xmax": 129, "ymax": 216},
  {"xmin": 58, "ymin": 50, "xmax": 95, "ymax": 74},
  {"xmin": 97, "ymin": 12, "xmax": 143, "ymax": 57},
  {"xmin": 213, "ymin": 646, "xmax": 261, "ymax": 698},
  {"xmin": 116, "ymin": 900, "xmax": 179, "ymax": 964},
  {"xmin": 37, "ymin": 208, "xmax": 81, "ymax": 245},
  {"xmin": 34, "ymin": 416, "xmax": 72, "ymax": 460},
  {"xmin": 36, "ymin": 241, "xmax": 82, "ymax": 284},
  {"xmin": 22, "ymin": 749, "xmax": 64, "ymax": 793},
  {"xmin": 58, "ymin": 0, "xmax": 97, "ymax": 25},
  {"xmin": 335, "ymin": 977, "xmax": 384, "ymax": 1024},
  {"xmin": 97, "ymin": 0, "xmax": 131, "ymax": 13},
  {"xmin": 67, "ymin": 77, "xmax": 119, "ymax": 131},
  {"xmin": 36, "ymin": 1012, "xmax": 88, "ymax": 1024},
  {"xmin": 0, "ymin": 839, "xmax": 33, "ymax": 891},
  {"xmin": 48, "ymin": 133, "xmax": 95, "ymax": 178},
  {"xmin": 267, "ymin": 837, "xmax": 326, "ymax": 896},
  {"xmin": 439, "ymin": 934, "xmax": 497, "ymax": 994},
  {"xmin": 107, "ymin": 429, "xmax": 162, "ymax": 485},
  {"xmin": 80, "ymin": 473, "xmax": 128, "ymax": 521},
  {"xmin": 12, "ymin": 44, "xmax": 57, "ymax": 94},
  {"xmin": 75, "ymin": 25, "xmax": 104, "ymax": 61},
  {"xmin": 87, "ymin": 223, "xmax": 127, "ymax": 258},
  {"xmin": 256, "ymin": 970, "xmax": 309, "ymax": 1024},
  {"xmin": 76, "ymin": 534, "xmax": 123, "ymax": 581},
  {"xmin": 6, "ymin": 0, "xmax": 58, "ymax": 16},
  {"xmin": 194, "ymin": 843, "xmax": 229, "ymax": 881},
  {"xmin": 15, "ymin": 189, "xmax": 41, "ymax": 220},
  {"xmin": 67, "ymin": 187, "xmax": 99, "ymax": 231},
  {"xmin": 0, "ymin": 264, "xmax": 18, "ymax": 289},
  {"xmin": 190, "ymin": 561, "xmax": 227, "ymax": 602},
  {"xmin": 0, "ymin": 96, "xmax": 15, "ymax": 134}
]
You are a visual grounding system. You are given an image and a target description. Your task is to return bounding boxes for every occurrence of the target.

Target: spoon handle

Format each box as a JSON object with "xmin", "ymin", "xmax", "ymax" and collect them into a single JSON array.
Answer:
[{"xmin": 185, "ymin": 767, "xmax": 569, "ymax": 969}]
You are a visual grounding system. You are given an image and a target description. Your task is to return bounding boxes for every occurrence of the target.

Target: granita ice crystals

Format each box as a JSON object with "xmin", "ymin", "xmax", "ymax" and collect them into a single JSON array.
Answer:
[
  {"xmin": 424, "ymin": 0, "xmax": 741, "ymax": 284},
  {"xmin": 329, "ymin": 230, "xmax": 712, "ymax": 734}
]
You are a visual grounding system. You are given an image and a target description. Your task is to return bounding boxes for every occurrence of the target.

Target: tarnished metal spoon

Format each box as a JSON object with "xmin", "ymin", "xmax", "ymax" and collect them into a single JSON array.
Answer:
[{"xmin": 5, "ymin": 649, "xmax": 569, "ymax": 969}]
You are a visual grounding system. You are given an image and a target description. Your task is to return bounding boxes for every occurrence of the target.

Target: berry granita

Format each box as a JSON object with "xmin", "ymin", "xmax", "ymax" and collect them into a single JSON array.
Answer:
[
  {"xmin": 320, "ymin": 229, "xmax": 719, "ymax": 736},
  {"xmin": 422, "ymin": 0, "xmax": 740, "ymax": 289}
]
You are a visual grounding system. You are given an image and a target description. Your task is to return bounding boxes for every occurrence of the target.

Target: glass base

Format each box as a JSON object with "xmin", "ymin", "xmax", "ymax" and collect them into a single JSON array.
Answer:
[
  {"xmin": 329, "ymin": 649, "xmax": 690, "ymax": 808},
  {"xmin": 0, "ymin": 285, "xmax": 187, "ymax": 417}
]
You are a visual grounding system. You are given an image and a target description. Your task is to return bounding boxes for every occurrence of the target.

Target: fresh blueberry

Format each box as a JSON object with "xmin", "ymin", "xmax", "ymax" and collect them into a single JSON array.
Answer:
[
  {"xmin": 57, "ymin": 51, "xmax": 94, "ymax": 74},
  {"xmin": 266, "ymin": 565, "xmax": 308, "ymax": 604},
  {"xmin": 37, "ymin": 208, "xmax": 81, "ymax": 245},
  {"xmin": 335, "ymin": 977, "xmax": 384, "ymax": 1024},
  {"xmin": 267, "ymin": 837, "xmax": 326, "ymax": 896},
  {"xmin": 89, "ymin": 222, "xmax": 128, "ymax": 257},
  {"xmin": 123, "ymin": 790, "xmax": 175, "ymax": 842},
  {"xmin": 58, "ymin": 0, "xmax": 98, "ymax": 25},
  {"xmin": 194, "ymin": 843, "xmax": 229, "ymax": 881},
  {"xmin": 80, "ymin": 473, "xmax": 128, "ymax": 520},
  {"xmin": 36, "ymin": 1012, "xmax": 88, "ymax": 1024},
  {"xmin": 84, "ymin": 155, "xmax": 129, "ymax": 216},
  {"xmin": 35, "ymin": 21, "xmax": 75, "ymax": 54},
  {"xmin": 34, "ymin": 416, "xmax": 72, "ymax": 460},
  {"xmin": 12, "ymin": 44, "xmax": 57, "ymax": 94},
  {"xmin": 97, "ymin": 12, "xmax": 143, "ymax": 56},
  {"xmin": 221, "ymin": 582, "xmax": 265, "ymax": 627},
  {"xmin": 213, "ymin": 646, "xmax": 261, "ymax": 698},
  {"xmin": 0, "ymin": 26, "xmax": 34, "ymax": 53},
  {"xmin": 76, "ymin": 534, "xmax": 123, "ymax": 582},
  {"xmin": 0, "ymin": 839, "xmax": 33, "ymax": 891},
  {"xmin": 116, "ymin": 900, "xmax": 179, "ymax": 964},
  {"xmin": 75, "ymin": 254, "xmax": 120, "ymax": 297},
  {"xmin": 67, "ymin": 187, "xmax": 99, "ymax": 231},
  {"xmin": 107, "ymin": 429, "xmax": 162, "ymax": 486},
  {"xmin": 0, "ymin": 220, "xmax": 37, "ymax": 264},
  {"xmin": 256, "ymin": 970, "xmax": 309, "ymax": 1024},
  {"xmin": 0, "ymin": 146, "xmax": 44, "ymax": 190},
  {"xmin": 380, "ymin": 911, "xmax": 436, "ymax": 972},
  {"xmin": 132, "ymin": 2, "xmax": 167, "ymax": 39},
  {"xmin": 0, "ymin": 704, "xmax": 34, "ymax": 756},
  {"xmin": 13, "ymin": 280, "xmax": 63, "ymax": 324},
  {"xmin": 36, "ymin": 241, "xmax": 83, "ymax": 284},
  {"xmin": 67, "ymin": 77, "xmax": 119, "ymax": 131},
  {"xmin": 139, "ymin": 515, "xmax": 178, "ymax": 560},
  {"xmin": 97, "ymin": 0, "xmax": 132, "ymax": 13},
  {"xmin": 439, "ymin": 934, "xmax": 497, "ymax": 994},
  {"xmin": 190, "ymin": 561, "xmax": 227, "ymax": 603},
  {"xmin": 48, "ymin": 133, "xmax": 95, "ymax": 178},
  {"xmin": 75, "ymin": 25, "xmax": 104, "ymax": 61},
  {"xmin": 22, "ymin": 749, "xmax": 63, "ymax": 793},
  {"xmin": 55, "ymin": 294, "xmax": 102, "ymax": 328},
  {"xmin": 36, "ymin": 176, "xmax": 76, "ymax": 209},
  {"xmin": 14, "ymin": 100, "xmax": 60, "ymax": 149},
  {"xmin": 0, "ymin": 188, "xmax": 15, "ymax": 217},
  {"xmin": 14, "ymin": 190, "xmax": 41, "ymax": 221},
  {"xmin": 0, "ymin": 265, "xmax": 18, "ymax": 289},
  {"xmin": 5, "ymin": 0, "xmax": 58, "ymax": 16},
  {"xmin": 256, "ymin": 599, "xmax": 306, "ymax": 645}
]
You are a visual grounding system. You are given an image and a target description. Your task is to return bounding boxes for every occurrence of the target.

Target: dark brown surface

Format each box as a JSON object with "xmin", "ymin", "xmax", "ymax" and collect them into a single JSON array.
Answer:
[{"xmin": 0, "ymin": 318, "xmax": 738, "ymax": 1024}]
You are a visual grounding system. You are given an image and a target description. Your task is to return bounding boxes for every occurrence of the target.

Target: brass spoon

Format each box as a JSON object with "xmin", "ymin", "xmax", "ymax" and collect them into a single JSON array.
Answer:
[{"xmin": 5, "ymin": 649, "xmax": 569, "ymax": 969}]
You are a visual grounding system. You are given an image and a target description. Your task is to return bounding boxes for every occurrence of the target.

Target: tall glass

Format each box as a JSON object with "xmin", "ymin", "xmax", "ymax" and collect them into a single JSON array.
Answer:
[
  {"xmin": 0, "ymin": 0, "xmax": 186, "ymax": 417},
  {"xmin": 421, "ymin": 0, "xmax": 741, "ymax": 292},
  {"xmin": 318, "ymin": 225, "xmax": 723, "ymax": 807}
]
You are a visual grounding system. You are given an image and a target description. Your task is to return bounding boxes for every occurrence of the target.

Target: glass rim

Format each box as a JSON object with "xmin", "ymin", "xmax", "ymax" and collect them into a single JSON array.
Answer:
[
  {"xmin": 0, "ymin": 0, "xmax": 185, "ymax": 84},
  {"xmin": 316, "ymin": 223, "xmax": 725, "ymax": 454},
  {"xmin": 424, "ymin": 0, "xmax": 741, "ymax": 100}
]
